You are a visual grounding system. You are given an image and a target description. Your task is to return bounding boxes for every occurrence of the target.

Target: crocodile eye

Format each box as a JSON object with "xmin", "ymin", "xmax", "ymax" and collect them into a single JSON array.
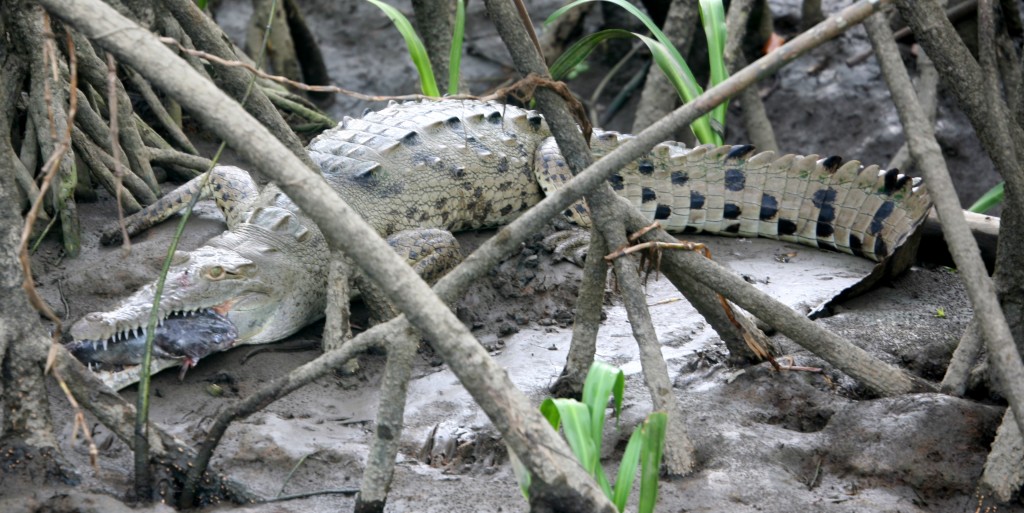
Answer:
[{"xmin": 205, "ymin": 266, "xmax": 226, "ymax": 280}]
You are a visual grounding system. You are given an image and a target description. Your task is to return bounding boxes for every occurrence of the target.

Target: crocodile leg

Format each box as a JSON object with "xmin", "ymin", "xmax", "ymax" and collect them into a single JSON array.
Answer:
[
  {"xmin": 355, "ymin": 228, "xmax": 462, "ymax": 324},
  {"xmin": 100, "ymin": 165, "xmax": 260, "ymax": 244}
]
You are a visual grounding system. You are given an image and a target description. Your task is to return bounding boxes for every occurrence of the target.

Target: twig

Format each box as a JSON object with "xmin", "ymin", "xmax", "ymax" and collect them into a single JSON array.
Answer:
[
  {"xmin": 940, "ymin": 317, "xmax": 982, "ymax": 395},
  {"xmin": 18, "ymin": 10, "xmax": 72, "ymax": 329},
  {"xmin": 256, "ymin": 488, "xmax": 359, "ymax": 503},
  {"xmin": 885, "ymin": 40, "xmax": 942, "ymax": 173},
  {"xmin": 357, "ymin": 331, "xmax": 418, "ymax": 508},
  {"xmin": 276, "ymin": 454, "xmax": 309, "ymax": 497},
  {"xmin": 153, "ymin": 34, "xmax": 581, "ymax": 108},
  {"xmin": 262, "ymin": 88, "xmax": 335, "ymax": 128}
]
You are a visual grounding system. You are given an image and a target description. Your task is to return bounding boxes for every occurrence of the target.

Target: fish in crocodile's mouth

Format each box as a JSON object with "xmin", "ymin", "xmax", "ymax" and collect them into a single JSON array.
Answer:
[{"xmin": 65, "ymin": 309, "xmax": 238, "ymax": 380}]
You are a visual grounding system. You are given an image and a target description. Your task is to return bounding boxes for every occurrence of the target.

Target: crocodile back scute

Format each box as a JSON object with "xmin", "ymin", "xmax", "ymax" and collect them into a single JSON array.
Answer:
[
  {"xmin": 308, "ymin": 98, "xmax": 931, "ymax": 263},
  {"xmin": 307, "ymin": 99, "xmax": 550, "ymax": 236}
]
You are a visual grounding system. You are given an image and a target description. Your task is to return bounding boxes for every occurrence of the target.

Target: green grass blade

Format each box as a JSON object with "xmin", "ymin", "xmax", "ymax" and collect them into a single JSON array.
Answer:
[
  {"xmin": 540, "ymin": 397, "xmax": 562, "ymax": 430},
  {"xmin": 638, "ymin": 412, "xmax": 667, "ymax": 513},
  {"xmin": 548, "ymin": 399, "xmax": 599, "ymax": 475},
  {"xmin": 547, "ymin": 0, "xmax": 699, "ymax": 99},
  {"xmin": 699, "ymin": 0, "xmax": 728, "ymax": 130},
  {"xmin": 550, "ymin": 29, "xmax": 636, "ymax": 80},
  {"xmin": 549, "ymin": 0, "xmax": 724, "ymax": 144},
  {"xmin": 365, "ymin": 0, "xmax": 440, "ymax": 96},
  {"xmin": 612, "ymin": 427, "xmax": 645, "ymax": 511},
  {"xmin": 507, "ymin": 446, "xmax": 532, "ymax": 498},
  {"xmin": 581, "ymin": 362, "xmax": 625, "ymax": 444},
  {"xmin": 448, "ymin": 0, "xmax": 465, "ymax": 95},
  {"xmin": 968, "ymin": 181, "xmax": 1004, "ymax": 213},
  {"xmin": 541, "ymin": 397, "xmax": 611, "ymax": 496},
  {"xmin": 635, "ymin": 34, "xmax": 718, "ymax": 143}
]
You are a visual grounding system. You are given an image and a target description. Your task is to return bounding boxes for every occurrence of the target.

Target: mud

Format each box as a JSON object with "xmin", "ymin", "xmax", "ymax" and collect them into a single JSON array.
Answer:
[{"xmin": 2, "ymin": 0, "xmax": 1014, "ymax": 512}]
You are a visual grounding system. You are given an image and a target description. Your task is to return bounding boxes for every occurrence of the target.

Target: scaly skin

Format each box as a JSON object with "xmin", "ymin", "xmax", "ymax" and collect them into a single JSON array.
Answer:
[{"xmin": 69, "ymin": 99, "xmax": 932, "ymax": 389}]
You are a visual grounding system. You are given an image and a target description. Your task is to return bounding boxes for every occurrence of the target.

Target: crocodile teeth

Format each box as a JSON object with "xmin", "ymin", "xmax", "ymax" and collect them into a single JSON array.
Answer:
[
  {"xmin": 92, "ymin": 341, "xmax": 98, "ymax": 351},
  {"xmin": 103, "ymin": 339, "xmax": 108, "ymax": 351}
]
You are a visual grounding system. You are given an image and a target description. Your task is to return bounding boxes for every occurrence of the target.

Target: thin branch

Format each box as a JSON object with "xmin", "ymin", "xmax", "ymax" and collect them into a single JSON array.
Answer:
[
  {"xmin": 146, "ymin": 147, "xmax": 213, "ymax": 172},
  {"xmin": 724, "ymin": 0, "xmax": 778, "ymax": 153},
  {"xmin": 0, "ymin": 46, "xmax": 39, "ymax": 211},
  {"xmin": 631, "ymin": 0, "xmax": 700, "ymax": 136},
  {"xmin": 123, "ymin": 66, "xmax": 198, "ymax": 154},
  {"xmin": 70, "ymin": 125, "xmax": 142, "ymax": 213},
  {"xmin": 18, "ymin": 9, "xmax": 74, "ymax": 327},
  {"xmin": 550, "ymin": 230, "xmax": 608, "ymax": 397},
  {"xmin": 878, "ymin": 5, "xmax": 1024, "ymax": 430},
  {"xmin": 107, "ymin": 53, "xmax": 134, "ymax": 249},
  {"xmin": 160, "ymin": 0, "xmax": 318, "ymax": 172},
  {"xmin": 68, "ymin": 30, "xmax": 160, "ymax": 194}
]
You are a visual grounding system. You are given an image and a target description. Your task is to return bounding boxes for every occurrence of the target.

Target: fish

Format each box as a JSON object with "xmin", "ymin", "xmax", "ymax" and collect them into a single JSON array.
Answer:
[{"xmin": 65, "ymin": 309, "xmax": 238, "ymax": 380}]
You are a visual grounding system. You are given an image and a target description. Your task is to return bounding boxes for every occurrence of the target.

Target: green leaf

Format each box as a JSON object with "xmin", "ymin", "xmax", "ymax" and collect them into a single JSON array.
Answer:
[
  {"xmin": 968, "ymin": 181, "xmax": 1004, "ymax": 213},
  {"xmin": 195, "ymin": 0, "xmax": 208, "ymax": 9},
  {"xmin": 448, "ymin": 0, "xmax": 466, "ymax": 95},
  {"xmin": 699, "ymin": 0, "xmax": 729, "ymax": 130},
  {"xmin": 547, "ymin": 0, "xmax": 699, "ymax": 99},
  {"xmin": 365, "ymin": 0, "xmax": 440, "ymax": 97},
  {"xmin": 581, "ymin": 362, "xmax": 625, "ymax": 446},
  {"xmin": 638, "ymin": 412, "xmax": 667, "ymax": 513},
  {"xmin": 549, "ymin": 399, "xmax": 599, "ymax": 475},
  {"xmin": 540, "ymin": 397, "xmax": 562, "ymax": 431},
  {"xmin": 611, "ymin": 426, "xmax": 644, "ymax": 511},
  {"xmin": 635, "ymin": 34, "xmax": 718, "ymax": 144},
  {"xmin": 550, "ymin": 29, "xmax": 636, "ymax": 81},
  {"xmin": 547, "ymin": 1, "xmax": 722, "ymax": 144},
  {"xmin": 507, "ymin": 447, "xmax": 532, "ymax": 498}
]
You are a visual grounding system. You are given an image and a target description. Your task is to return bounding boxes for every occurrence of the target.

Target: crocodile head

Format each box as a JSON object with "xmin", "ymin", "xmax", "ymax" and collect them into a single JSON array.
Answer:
[{"xmin": 69, "ymin": 206, "xmax": 329, "ymax": 387}]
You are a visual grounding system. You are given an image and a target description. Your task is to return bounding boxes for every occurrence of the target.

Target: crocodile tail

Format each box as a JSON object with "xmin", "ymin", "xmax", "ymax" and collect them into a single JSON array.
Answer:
[{"xmin": 582, "ymin": 133, "xmax": 932, "ymax": 262}]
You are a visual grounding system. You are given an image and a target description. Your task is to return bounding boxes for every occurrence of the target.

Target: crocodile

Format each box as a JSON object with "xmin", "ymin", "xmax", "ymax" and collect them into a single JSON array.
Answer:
[{"xmin": 67, "ymin": 99, "xmax": 933, "ymax": 389}]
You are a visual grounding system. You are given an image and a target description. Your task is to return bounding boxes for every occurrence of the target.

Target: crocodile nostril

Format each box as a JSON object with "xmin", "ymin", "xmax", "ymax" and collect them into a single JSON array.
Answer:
[{"xmin": 85, "ymin": 312, "xmax": 104, "ymax": 321}]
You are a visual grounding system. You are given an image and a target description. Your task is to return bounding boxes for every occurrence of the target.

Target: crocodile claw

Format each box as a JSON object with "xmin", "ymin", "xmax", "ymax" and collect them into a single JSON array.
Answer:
[{"xmin": 543, "ymin": 228, "xmax": 591, "ymax": 266}]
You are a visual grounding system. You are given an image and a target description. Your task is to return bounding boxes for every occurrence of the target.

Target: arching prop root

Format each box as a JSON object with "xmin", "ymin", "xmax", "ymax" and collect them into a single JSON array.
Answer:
[{"xmin": 606, "ymin": 221, "xmax": 782, "ymax": 370}]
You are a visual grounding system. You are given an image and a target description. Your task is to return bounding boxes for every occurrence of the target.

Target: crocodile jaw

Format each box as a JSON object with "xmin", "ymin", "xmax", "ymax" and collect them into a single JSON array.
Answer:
[{"xmin": 69, "ymin": 243, "xmax": 310, "ymax": 365}]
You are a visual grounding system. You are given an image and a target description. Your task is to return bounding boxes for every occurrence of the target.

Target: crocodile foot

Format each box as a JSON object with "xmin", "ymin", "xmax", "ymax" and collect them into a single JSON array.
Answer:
[{"xmin": 542, "ymin": 228, "xmax": 590, "ymax": 266}]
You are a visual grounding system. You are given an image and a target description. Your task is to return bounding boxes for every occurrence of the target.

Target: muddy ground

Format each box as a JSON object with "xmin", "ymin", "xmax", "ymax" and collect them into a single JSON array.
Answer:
[{"xmin": 2, "ymin": 0, "xmax": 1018, "ymax": 512}]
